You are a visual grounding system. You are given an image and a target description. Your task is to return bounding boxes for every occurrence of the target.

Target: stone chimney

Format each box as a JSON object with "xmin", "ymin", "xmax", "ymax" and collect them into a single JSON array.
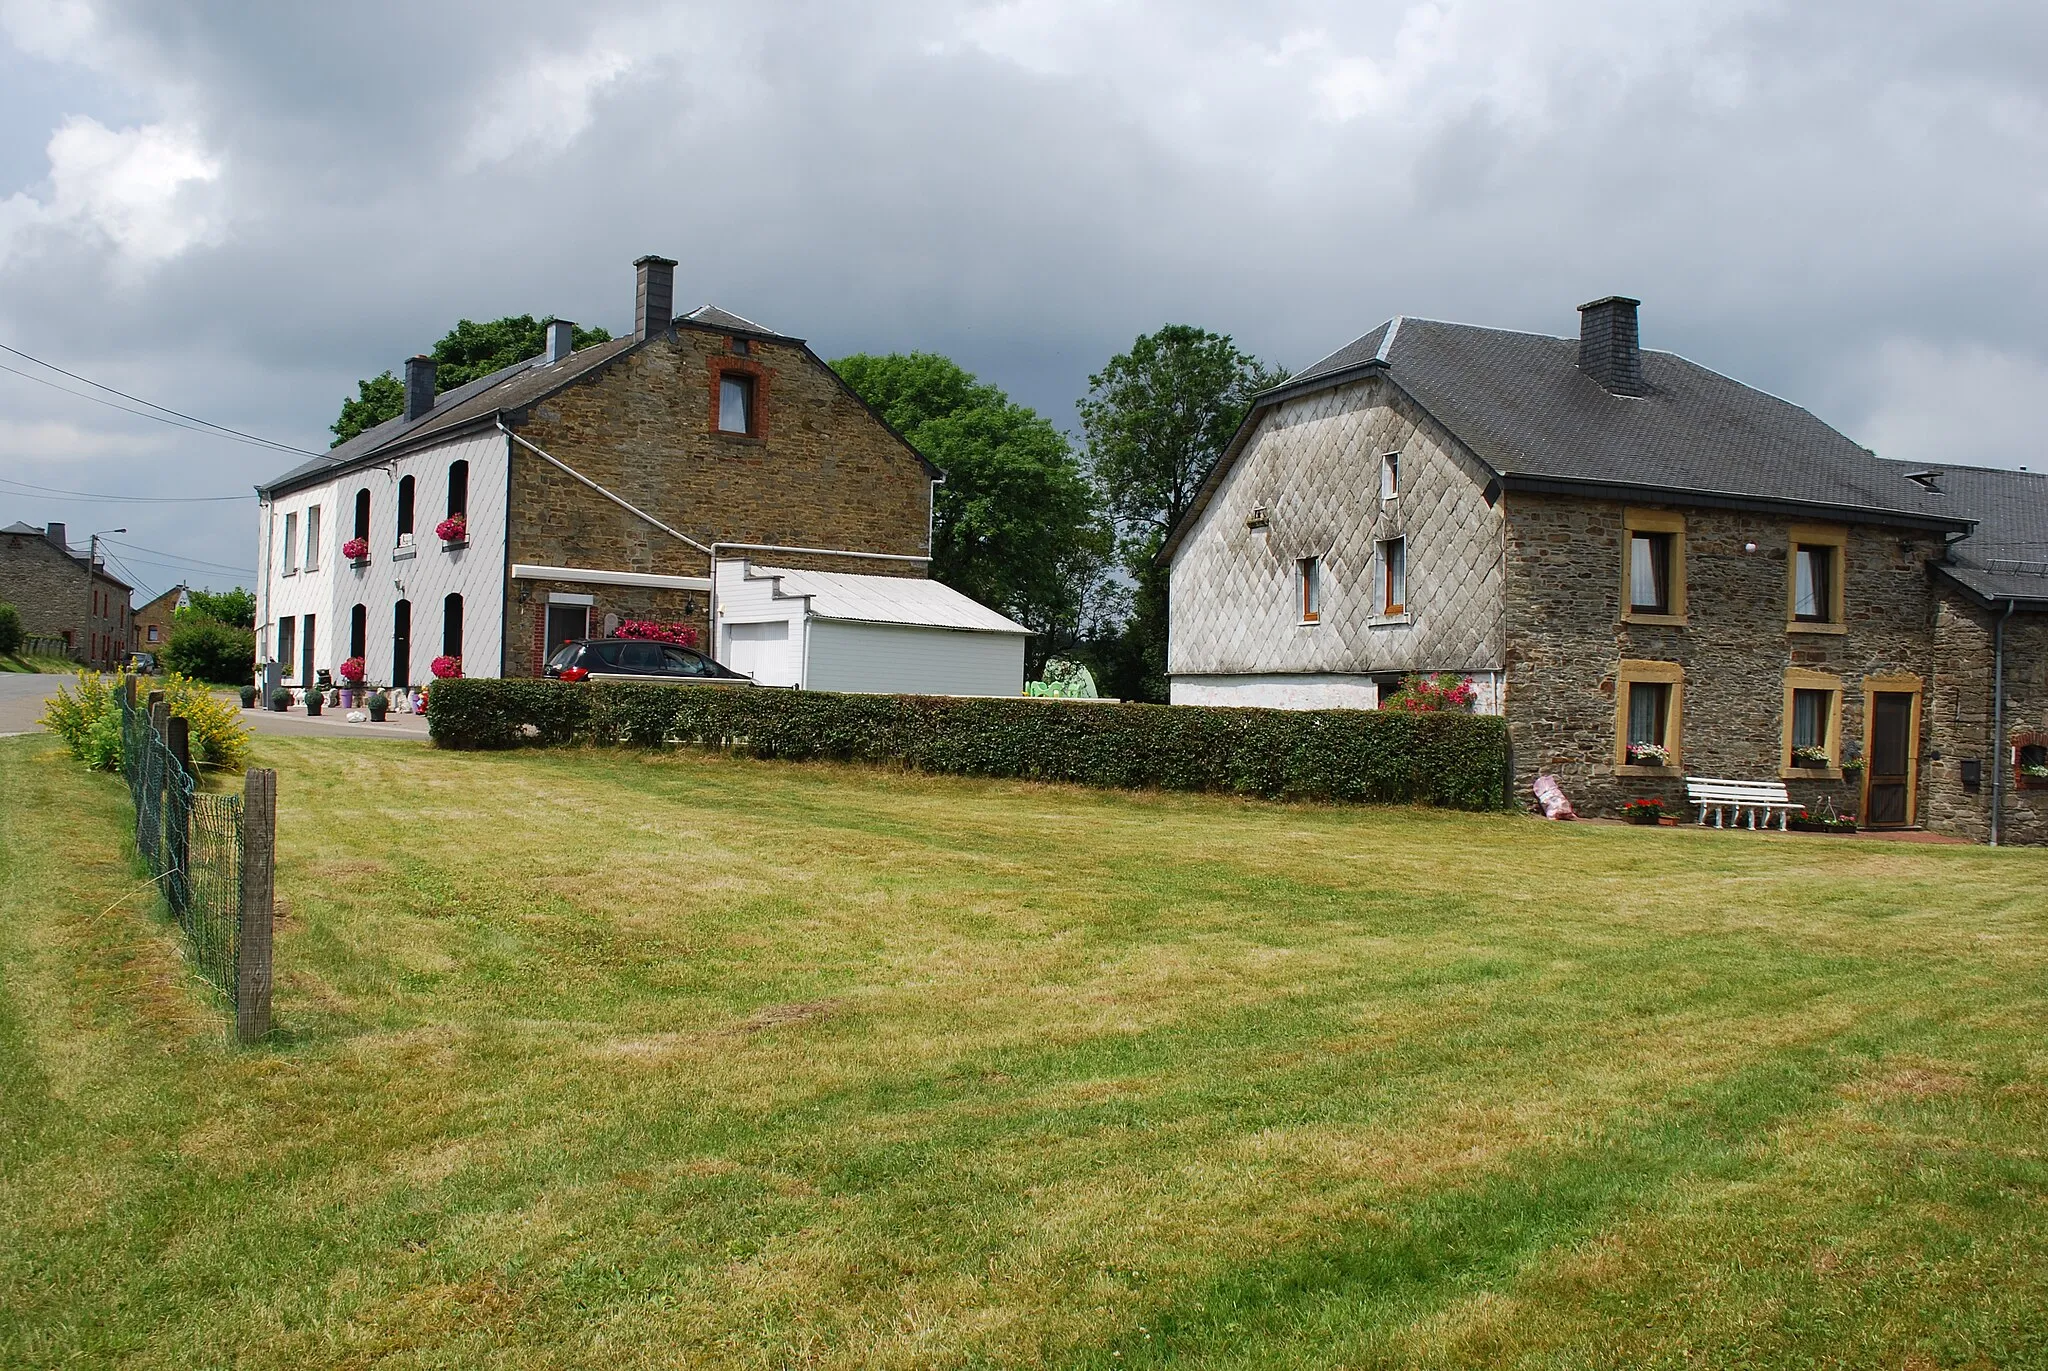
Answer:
[
  {"xmin": 545, "ymin": 319, "xmax": 575, "ymax": 364},
  {"xmin": 634, "ymin": 255, "xmax": 677, "ymax": 340},
  {"xmin": 1577, "ymin": 296, "xmax": 1647, "ymax": 397},
  {"xmin": 404, "ymin": 355, "xmax": 436, "ymax": 422}
]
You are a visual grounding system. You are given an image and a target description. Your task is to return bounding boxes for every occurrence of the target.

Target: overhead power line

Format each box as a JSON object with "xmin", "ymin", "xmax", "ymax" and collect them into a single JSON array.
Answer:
[
  {"xmin": 0, "ymin": 340, "xmax": 323, "ymax": 459},
  {"xmin": 0, "ymin": 475, "xmax": 252, "ymax": 504},
  {"xmin": 102, "ymin": 536, "xmax": 254, "ymax": 576}
]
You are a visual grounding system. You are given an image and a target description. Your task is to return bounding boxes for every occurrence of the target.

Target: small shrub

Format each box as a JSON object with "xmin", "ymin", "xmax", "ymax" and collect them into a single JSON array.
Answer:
[
  {"xmin": 1381, "ymin": 673, "xmax": 1477, "ymax": 713},
  {"xmin": 40, "ymin": 669, "xmax": 252, "ymax": 773},
  {"xmin": 428, "ymin": 679, "xmax": 1513, "ymax": 811},
  {"xmin": 80, "ymin": 709, "xmax": 124, "ymax": 772},
  {"xmin": 0, "ymin": 602, "xmax": 23, "ymax": 657},
  {"xmin": 163, "ymin": 617, "xmax": 256, "ymax": 684}
]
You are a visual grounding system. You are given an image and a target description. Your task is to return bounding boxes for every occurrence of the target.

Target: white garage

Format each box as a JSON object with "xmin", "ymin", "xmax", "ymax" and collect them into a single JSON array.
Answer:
[{"xmin": 713, "ymin": 560, "xmax": 1029, "ymax": 696}]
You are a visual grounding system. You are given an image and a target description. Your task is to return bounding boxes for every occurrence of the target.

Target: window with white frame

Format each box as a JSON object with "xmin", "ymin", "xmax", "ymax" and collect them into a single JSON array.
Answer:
[
  {"xmin": 1380, "ymin": 452, "xmax": 1400, "ymax": 503},
  {"xmin": 304, "ymin": 505, "xmax": 322, "ymax": 571},
  {"xmin": 282, "ymin": 511, "xmax": 298, "ymax": 573}
]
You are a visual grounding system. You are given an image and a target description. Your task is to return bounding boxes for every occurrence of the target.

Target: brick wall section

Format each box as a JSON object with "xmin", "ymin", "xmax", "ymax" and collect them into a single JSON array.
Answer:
[
  {"xmin": 1501, "ymin": 493, "xmax": 1946, "ymax": 822},
  {"xmin": 502, "ymin": 326, "xmax": 933, "ymax": 675},
  {"xmin": 1926, "ymin": 594, "xmax": 2048, "ymax": 843},
  {"xmin": 0, "ymin": 529, "xmax": 132, "ymax": 666}
]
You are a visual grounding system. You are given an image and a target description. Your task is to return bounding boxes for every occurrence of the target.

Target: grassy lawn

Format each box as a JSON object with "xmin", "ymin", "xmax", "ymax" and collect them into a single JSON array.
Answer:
[
  {"xmin": 0, "ymin": 653, "xmax": 79, "ymax": 674},
  {"xmin": 3, "ymin": 733, "xmax": 2046, "ymax": 1369}
]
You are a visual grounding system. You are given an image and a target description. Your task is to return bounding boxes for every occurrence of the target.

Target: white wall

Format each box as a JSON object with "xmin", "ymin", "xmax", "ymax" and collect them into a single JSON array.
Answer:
[
  {"xmin": 1170, "ymin": 669, "xmax": 1506, "ymax": 714},
  {"xmin": 257, "ymin": 428, "xmax": 509, "ymax": 686},
  {"xmin": 805, "ymin": 619, "xmax": 1024, "ymax": 697}
]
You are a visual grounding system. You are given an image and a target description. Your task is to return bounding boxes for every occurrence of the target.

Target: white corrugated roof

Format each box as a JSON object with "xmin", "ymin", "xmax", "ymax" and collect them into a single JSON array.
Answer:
[{"xmin": 747, "ymin": 563, "xmax": 1030, "ymax": 634}]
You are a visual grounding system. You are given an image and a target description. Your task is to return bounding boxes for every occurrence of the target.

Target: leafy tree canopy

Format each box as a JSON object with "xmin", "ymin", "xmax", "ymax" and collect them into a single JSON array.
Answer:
[
  {"xmin": 331, "ymin": 316, "xmax": 613, "ymax": 446},
  {"xmin": 1077, "ymin": 325, "xmax": 1287, "ymax": 701},
  {"xmin": 833, "ymin": 352, "xmax": 1109, "ymax": 672},
  {"xmin": 178, "ymin": 587, "xmax": 256, "ymax": 629},
  {"xmin": 0, "ymin": 602, "xmax": 22, "ymax": 657}
]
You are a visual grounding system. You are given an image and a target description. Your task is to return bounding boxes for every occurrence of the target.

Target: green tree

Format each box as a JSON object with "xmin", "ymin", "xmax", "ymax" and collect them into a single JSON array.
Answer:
[
  {"xmin": 163, "ymin": 617, "xmax": 257, "ymax": 684},
  {"xmin": 1079, "ymin": 325, "xmax": 1287, "ymax": 701},
  {"xmin": 331, "ymin": 316, "xmax": 613, "ymax": 445},
  {"xmin": 0, "ymin": 602, "xmax": 22, "ymax": 657},
  {"xmin": 833, "ymin": 352, "xmax": 1109, "ymax": 674},
  {"xmin": 180, "ymin": 587, "xmax": 256, "ymax": 629}
]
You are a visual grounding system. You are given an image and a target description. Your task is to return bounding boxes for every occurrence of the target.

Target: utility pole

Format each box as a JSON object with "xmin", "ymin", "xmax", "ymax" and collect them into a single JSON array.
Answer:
[{"xmin": 88, "ymin": 528, "xmax": 125, "ymax": 669}]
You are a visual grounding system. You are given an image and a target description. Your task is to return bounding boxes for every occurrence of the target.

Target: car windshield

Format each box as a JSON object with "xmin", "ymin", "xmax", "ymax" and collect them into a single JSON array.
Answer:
[{"xmin": 547, "ymin": 643, "xmax": 583, "ymax": 670}]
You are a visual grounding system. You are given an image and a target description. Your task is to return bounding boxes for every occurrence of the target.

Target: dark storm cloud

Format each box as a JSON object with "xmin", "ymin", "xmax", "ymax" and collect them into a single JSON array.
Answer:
[{"xmin": 1, "ymin": 0, "xmax": 2043, "ymax": 594}]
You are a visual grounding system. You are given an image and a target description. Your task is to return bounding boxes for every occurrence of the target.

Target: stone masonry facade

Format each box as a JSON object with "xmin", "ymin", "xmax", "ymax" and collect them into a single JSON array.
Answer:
[
  {"xmin": 502, "ymin": 324, "xmax": 932, "ymax": 675},
  {"xmin": 1927, "ymin": 599, "xmax": 2048, "ymax": 844},
  {"xmin": 1502, "ymin": 493, "xmax": 1948, "ymax": 822},
  {"xmin": 0, "ymin": 524, "xmax": 132, "ymax": 667}
]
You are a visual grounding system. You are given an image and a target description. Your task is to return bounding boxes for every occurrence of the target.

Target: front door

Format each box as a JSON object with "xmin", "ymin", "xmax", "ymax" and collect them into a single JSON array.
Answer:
[
  {"xmin": 544, "ymin": 605, "xmax": 589, "ymax": 661},
  {"xmin": 1865, "ymin": 691, "xmax": 1916, "ymax": 827}
]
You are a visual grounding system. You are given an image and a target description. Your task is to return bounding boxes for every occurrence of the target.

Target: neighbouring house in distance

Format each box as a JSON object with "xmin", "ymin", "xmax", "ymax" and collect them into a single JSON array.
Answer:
[
  {"xmin": 0, "ymin": 520, "xmax": 133, "ymax": 667},
  {"xmin": 1162, "ymin": 296, "xmax": 2048, "ymax": 843},
  {"xmin": 133, "ymin": 583, "xmax": 191, "ymax": 655},
  {"xmin": 254, "ymin": 254, "xmax": 1028, "ymax": 696}
]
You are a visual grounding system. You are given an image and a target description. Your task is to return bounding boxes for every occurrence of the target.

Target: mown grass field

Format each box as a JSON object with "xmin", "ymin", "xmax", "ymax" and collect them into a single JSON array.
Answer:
[{"xmin": 3, "ymin": 732, "xmax": 2046, "ymax": 1369}]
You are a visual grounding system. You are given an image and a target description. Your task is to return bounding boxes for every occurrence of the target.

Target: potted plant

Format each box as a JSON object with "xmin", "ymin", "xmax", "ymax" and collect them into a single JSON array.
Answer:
[
  {"xmin": 1625, "ymin": 742, "xmax": 1672, "ymax": 767},
  {"xmin": 1790, "ymin": 745, "xmax": 1831, "ymax": 769},
  {"xmin": 239, "ymin": 684, "xmax": 257, "ymax": 708},
  {"xmin": 305, "ymin": 688, "xmax": 323, "ymax": 716},
  {"xmin": 342, "ymin": 536, "xmax": 369, "ymax": 565},
  {"xmin": 270, "ymin": 687, "xmax": 293, "ymax": 712},
  {"xmin": 339, "ymin": 655, "xmax": 366, "ymax": 706},
  {"xmin": 1621, "ymin": 797, "xmax": 1666, "ymax": 826},
  {"xmin": 367, "ymin": 691, "xmax": 389, "ymax": 722},
  {"xmin": 1789, "ymin": 808, "xmax": 1858, "ymax": 834},
  {"xmin": 436, "ymin": 514, "xmax": 468, "ymax": 548}
]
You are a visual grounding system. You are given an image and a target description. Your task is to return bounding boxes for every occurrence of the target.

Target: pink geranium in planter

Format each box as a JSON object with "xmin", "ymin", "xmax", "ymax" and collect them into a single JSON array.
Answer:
[
  {"xmin": 342, "ymin": 536, "xmax": 369, "ymax": 562},
  {"xmin": 430, "ymin": 655, "xmax": 462, "ymax": 679},
  {"xmin": 339, "ymin": 656, "xmax": 366, "ymax": 685},
  {"xmin": 436, "ymin": 514, "xmax": 467, "ymax": 543}
]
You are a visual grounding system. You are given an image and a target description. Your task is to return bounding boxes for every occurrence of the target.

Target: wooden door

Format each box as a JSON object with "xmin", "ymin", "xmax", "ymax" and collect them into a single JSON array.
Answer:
[{"xmin": 1865, "ymin": 691, "xmax": 1916, "ymax": 827}]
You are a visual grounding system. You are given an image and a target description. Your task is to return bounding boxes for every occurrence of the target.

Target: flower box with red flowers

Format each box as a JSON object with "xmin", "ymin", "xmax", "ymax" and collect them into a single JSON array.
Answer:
[
  {"xmin": 1621, "ymin": 797, "xmax": 1666, "ymax": 826},
  {"xmin": 436, "ymin": 515, "xmax": 468, "ymax": 548},
  {"xmin": 342, "ymin": 537, "xmax": 370, "ymax": 565}
]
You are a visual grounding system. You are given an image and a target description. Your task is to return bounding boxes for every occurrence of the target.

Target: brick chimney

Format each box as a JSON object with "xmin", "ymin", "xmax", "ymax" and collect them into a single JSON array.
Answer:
[
  {"xmin": 1577, "ymin": 296, "xmax": 1647, "ymax": 397},
  {"xmin": 545, "ymin": 318, "xmax": 575, "ymax": 364},
  {"xmin": 404, "ymin": 355, "xmax": 436, "ymax": 421},
  {"xmin": 634, "ymin": 255, "xmax": 677, "ymax": 340}
]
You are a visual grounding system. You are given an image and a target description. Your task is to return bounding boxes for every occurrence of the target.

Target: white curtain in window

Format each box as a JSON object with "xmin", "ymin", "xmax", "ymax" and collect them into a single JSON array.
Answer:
[{"xmin": 719, "ymin": 376, "xmax": 751, "ymax": 433}]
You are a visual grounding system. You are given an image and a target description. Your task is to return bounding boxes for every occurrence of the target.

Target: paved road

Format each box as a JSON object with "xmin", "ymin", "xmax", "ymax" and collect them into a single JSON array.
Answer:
[
  {"xmin": 0, "ymin": 671, "xmax": 428, "ymax": 744},
  {"xmin": 0, "ymin": 670, "xmax": 67, "ymax": 735}
]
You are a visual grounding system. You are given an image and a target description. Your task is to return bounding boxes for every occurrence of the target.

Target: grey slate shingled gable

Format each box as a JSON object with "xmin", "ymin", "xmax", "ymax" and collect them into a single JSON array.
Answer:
[
  {"xmin": 1917, "ymin": 463, "xmax": 2048, "ymax": 606},
  {"xmin": 1165, "ymin": 314, "xmax": 1973, "ymax": 562}
]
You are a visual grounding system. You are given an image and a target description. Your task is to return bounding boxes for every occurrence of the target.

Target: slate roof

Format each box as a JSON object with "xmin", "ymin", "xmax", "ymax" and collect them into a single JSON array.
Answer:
[
  {"xmin": 1914, "ymin": 462, "xmax": 2048, "ymax": 607},
  {"xmin": 2, "ymin": 520, "xmax": 42, "ymax": 535},
  {"xmin": 1278, "ymin": 316, "xmax": 1966, "ymax": 528},
  {"xmin": 259, "ymin": 304, "xmax": 809, "ymax": 497}
]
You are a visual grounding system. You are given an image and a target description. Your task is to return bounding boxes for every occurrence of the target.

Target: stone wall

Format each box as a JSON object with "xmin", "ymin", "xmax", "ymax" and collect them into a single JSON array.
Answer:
[
  {"xmin": 1926, "ymin": 593, "xmax": 2048, "ymax": 844},
  {"xmin": 1167, "ymin": 376, "xmax": 1505, "ymax": 691},
  {"xmin": 0, "ymin": 527, "xmax": 131, "ymax": 667},
  {"xmin": 503, "ymin": 325, "xmax": 933, "ymax": 675},
  {"xmin": 1502, "ymin": 493, "xmax": 1947, "ymax": 823}
]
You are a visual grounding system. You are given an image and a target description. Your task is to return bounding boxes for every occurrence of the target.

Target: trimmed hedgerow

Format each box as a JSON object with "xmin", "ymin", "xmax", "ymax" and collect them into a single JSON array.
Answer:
[{"xmin": 427, "ymin": 679, "xmax": 1512, "ymax": 810}]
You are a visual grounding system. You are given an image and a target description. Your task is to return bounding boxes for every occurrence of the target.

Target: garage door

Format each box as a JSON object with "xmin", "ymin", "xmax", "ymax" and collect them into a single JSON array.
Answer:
[{"xmin": 725, "ymin": 620, "xmax": 796, "ymax": 686}]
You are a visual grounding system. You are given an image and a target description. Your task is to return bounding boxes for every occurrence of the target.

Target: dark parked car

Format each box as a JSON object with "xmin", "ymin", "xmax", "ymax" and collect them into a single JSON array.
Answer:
[
  {"xmin": 124, "ymin": 651, "xmax": 157, "ymax": 674},
  {"xmin": 544, "ymin": 638, "xmax": 752, "ymax": 684}
]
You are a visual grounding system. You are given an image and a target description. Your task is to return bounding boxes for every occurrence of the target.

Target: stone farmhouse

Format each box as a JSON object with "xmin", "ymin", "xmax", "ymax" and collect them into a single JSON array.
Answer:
[
  {"xmin": 132, "ymin": 583, "xmax": 191, "ymax": 655},
  {"xmin": 255, "ymin": 255, "xmax": 1025, "ymax": 698},
  {"xmin": 0, "ymin": 520, "xmax": 133, "ymax": 668},
  {"xmin": 1163, "ymin": 296, "xmax": 2048, "ymax": 843}
]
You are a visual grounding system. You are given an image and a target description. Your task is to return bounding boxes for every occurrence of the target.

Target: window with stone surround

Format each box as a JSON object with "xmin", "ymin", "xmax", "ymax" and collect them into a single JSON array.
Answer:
[
  {"xmin": 1782, "ymin": 668, "xmax": 1843, "ymax": 775},
  {"xmin": 1787, "ymin": 523, "xmax": 1847, "ymax": 632},
  {"xmin": 1614, "ymin": 659, "xmax": 1684, "ymax": 771},
  {"xmin": 1621, "ymin": 508, "xmax": 1686, "ymax": 624}
]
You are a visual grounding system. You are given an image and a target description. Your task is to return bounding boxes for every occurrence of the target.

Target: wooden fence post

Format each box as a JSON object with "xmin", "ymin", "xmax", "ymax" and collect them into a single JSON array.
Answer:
[
  {"xmin": 236, "ymin": 768, "xmax": 277, "ymax": 1044},
  {"xmin": 122, "ymin": 675, "xmax": 138, "ymax": 711},
  {"xmin": 167, "ymin": 716, "xmax": 192, "ymax": 780}
]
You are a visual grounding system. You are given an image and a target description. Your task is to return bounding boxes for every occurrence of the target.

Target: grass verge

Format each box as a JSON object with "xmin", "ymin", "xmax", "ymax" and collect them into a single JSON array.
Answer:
[{"xmin": 2, "ymin": 734, "xmax": 2045, "ymax": 1369}]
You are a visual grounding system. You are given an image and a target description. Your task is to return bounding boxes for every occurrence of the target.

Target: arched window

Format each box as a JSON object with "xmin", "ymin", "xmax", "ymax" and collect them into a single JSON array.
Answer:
[
  {"xmin": 446, "ymin": 460, "xmax": 468, "ymax": 519},
  {"xmin": 353, "ymin": 487, "xmax": 371, "ymax": 541},
  {"xmin": 392, "ymin": 599, "xmax": 412, "ymax": 688},
  {"xmin": 396, "ymin": 475, "xmax": 415, "ymax": 538},
  {"xmin": 349, "ymin": 603, "xmax": 367, "ymax": 660},
  {"xmin": 442, "ymin": 593, "xmax": 463, "ymax": 659}
]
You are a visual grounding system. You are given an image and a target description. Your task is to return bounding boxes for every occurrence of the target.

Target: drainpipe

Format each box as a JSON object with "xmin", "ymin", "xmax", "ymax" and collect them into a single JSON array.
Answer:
[{"xmin": 1991, "ymin": 599, "xmax": 2015, "ymax": 847}]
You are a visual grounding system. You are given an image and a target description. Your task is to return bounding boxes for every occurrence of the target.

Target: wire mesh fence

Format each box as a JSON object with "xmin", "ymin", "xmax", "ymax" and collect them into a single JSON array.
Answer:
[{"xmin": 118, "ymin": 686, "xmax": 272, "ymax": 1038}]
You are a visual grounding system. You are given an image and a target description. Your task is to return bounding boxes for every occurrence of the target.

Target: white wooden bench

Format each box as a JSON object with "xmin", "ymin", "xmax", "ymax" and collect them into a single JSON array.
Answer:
[{"xmin": 1685, "ymin": 777, "xmax": 1797, "ymax": 831}]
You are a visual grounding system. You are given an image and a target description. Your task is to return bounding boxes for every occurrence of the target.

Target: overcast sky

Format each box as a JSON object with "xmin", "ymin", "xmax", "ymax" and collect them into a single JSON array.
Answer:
[{"xmin": 1, "ymin": 0, "xmax": 2043, "ymax": 598}]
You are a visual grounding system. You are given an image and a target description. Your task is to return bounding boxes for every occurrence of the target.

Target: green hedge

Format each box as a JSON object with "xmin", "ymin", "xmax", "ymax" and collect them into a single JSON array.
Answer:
[{"xmin": 427, "ymin": 679, "xmax": 1511, "ymax": 810}]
